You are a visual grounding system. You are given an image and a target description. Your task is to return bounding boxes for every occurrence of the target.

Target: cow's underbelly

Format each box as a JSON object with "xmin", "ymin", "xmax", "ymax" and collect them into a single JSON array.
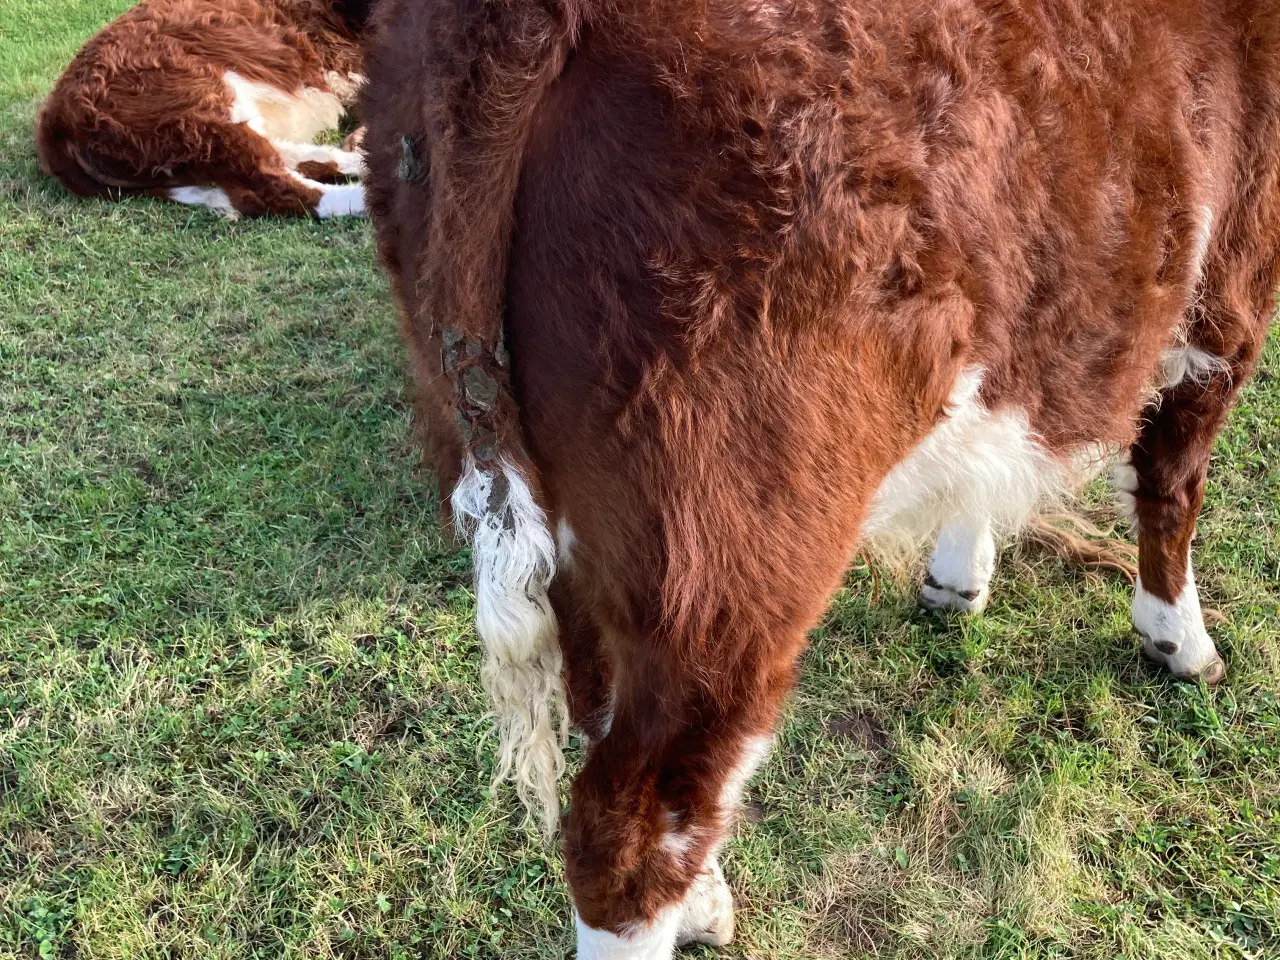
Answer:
[
  {"xmin": 861, "ymin": 364, "xmax": 1107, "ymax": 557},
  {"xmin": 225, "ymin": 70, "xmax": 347, "ymax": 144}
]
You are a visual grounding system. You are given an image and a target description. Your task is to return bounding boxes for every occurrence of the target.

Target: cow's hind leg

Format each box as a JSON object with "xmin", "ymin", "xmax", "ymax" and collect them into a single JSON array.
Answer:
[
  {"xmin": 275, "ymin": 141, "xmax": 366, "ymax": 179},
  {"xmin": 294, "ymin": 160, "xmax": 353, "ymax": 184},
  {"xmin": 566, "ymin": 648, "xmax": 785, "ymax": 958},
  {"xmin": 167, "ymin": 122, "xmax": 364, "ymax": 218},
  {"xmin": 228, "ymin": 172, "xmax": 363, "ymax": 218},
  {"xmin": 1113, "ymin": 339, "xmax": 1249, "ymax": 684},
  {"xmin": 560, "ymin": 530, "xmax": 842, "ymax": 958}
]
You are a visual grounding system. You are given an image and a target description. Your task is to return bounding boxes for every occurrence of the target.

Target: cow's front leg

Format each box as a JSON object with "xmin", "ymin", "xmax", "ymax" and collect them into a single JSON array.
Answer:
[
  {"xmin": 1113, "ymin": 338, "xmax": 1250, "ymax": 684},
  {"xmin": 921, "ymin": 517, "xmax": 996, "ymax": 614}
]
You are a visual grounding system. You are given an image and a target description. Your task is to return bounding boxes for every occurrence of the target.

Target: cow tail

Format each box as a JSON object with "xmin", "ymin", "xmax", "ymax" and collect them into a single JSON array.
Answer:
[
  {"xmin": 35, "ymin": 103, "xmax": 148, "ymax": 200},
  {"xmin": 415, "ymin": 0, "xmax": 583, "ymax": 838},
  {"xmin": 451, "ymin": 448, "xmax": 566, "ymax": 840},
  {"xmin": 35, "ymin": 106, "xmax": 109, "ymax": 198}
]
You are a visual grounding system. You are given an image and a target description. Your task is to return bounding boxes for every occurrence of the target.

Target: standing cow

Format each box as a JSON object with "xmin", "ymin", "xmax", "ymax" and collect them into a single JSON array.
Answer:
[{"xmin": 360, "ymin": 0, "xmax": 1279, "ymax": 956}]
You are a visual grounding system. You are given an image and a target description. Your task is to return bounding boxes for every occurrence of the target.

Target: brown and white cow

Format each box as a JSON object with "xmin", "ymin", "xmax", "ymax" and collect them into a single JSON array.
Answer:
[
  {"xmin": 360, "ymin": 0, "xmax": 1279, "ymax": 955},
  {"xmin": 36, "ymin": 0, "xmax": 373, "ymax": 218}
]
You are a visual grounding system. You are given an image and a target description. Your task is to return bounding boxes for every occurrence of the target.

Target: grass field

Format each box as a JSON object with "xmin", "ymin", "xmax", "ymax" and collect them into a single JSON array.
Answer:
[{"xmin": 3, "ymin": 4, "xmax": 1280, "ymax": 959}]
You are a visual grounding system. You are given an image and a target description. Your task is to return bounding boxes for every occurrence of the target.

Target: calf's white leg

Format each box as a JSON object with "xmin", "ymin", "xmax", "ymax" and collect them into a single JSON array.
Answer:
[{"xmin": 921, "ymin": 517, "xmax": 997, "ymax": 614}]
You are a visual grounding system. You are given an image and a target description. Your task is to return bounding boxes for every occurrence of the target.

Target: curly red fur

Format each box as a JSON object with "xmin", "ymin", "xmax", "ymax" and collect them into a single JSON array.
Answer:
[
  {"xmin": 37, "ymin": 0, "xmax": 370, "ymax": 216},
  {"xmin": 361, "ymin": 0, "xmax": 1280, "ymax": 944}
]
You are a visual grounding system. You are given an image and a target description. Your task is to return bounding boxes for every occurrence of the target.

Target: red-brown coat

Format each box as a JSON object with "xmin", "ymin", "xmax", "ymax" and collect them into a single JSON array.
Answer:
[
  {"xmin": 36, "ymin": 0, "xmax": 372, "ymax": 217},
  {"xmin": 361, "ymin": 0, "xmax": 1279, "ymax": 955}
]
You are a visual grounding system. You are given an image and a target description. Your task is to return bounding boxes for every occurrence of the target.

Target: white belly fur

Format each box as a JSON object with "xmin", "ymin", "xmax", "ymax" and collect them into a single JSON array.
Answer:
[
  {"xmin": 225, "ymin": 70, "xmax": 346, "ymax": 145},
  {"xmin": 862, "ymin": 365, "xmax": 1101, "ymax": 559}
]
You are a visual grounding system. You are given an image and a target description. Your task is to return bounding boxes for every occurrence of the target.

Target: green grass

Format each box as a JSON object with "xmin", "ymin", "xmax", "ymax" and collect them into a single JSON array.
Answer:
[{"xmin": 2, "ymin": 4, "xmax": 1279, "ymax": 958}]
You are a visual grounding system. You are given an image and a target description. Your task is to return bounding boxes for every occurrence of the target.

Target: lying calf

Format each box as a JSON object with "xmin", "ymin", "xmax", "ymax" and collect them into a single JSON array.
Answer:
[
  {"xmin": 360, "ymin": 0, "xmax": 1279, "ymax": 956},
  {"xmin": 37, "ymin": 0, "xmax": 372, "ymax": 218}
]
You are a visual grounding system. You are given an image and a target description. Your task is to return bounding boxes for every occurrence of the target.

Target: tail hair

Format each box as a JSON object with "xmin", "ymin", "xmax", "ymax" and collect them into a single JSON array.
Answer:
[
  {"xmin": 453, "ymin": 456, "xmax": 568, "ymax": 838},
  {"xmin": 36, "ymin": 103, "xmax": 151, "ymax": 200},
  {"xmin": 370, "ymin": 0, "xmax": 581, "ymax": 836},
  {"xmin": 1020, "ymin": 507, "xmax": 1139, "ymax": 583}
]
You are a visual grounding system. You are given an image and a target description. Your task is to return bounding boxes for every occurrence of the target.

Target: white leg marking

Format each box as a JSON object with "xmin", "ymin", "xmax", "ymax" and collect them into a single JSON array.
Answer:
[
  {"xmin": 718, "ymin": 735, "xmax": 772, "ymax": 815},
  {"xmin": 863, "ymin": 366, "xmax": 1069, "ymax": 558},
  {"xmin": 1111, "ymin": 450, "xmax": 1140, "ymax": 534},
  {"xmin": 287, "ymin": 172, "xmax": 365, "ymax": 218},
  {"xmin": 168, "ymin": 186, "xmax": 238, "ymax": 218},
  {"xmin": 575, "ymin": 908, "xmax": 679, "ymax": 960},
  {"xmin": 922, "ymin": 517, "xmax": 996, "ymax": 614},
  {"xmin": 675, "ymin": 858, "xmax": 735, "ymax": 949},
  {"xmin": 313, "ymin": 182, "xmax": 364, "ymax": 218},
  {"xmin": 273, "ymin": 141, "xmax": 366, "ymax": 177},
  {"xmin": 1133, "ymin": 561, "xmax": 1224, "ymax": 682},
  {"xmin": 453, "ymin": 457, "xmax": 567, "ymax": 836},
  {"xmin": 576, "ymin": 856, "xmax": 735, "ymax": 959},
  {"xmin": 644, "ymin": 738, "xmax": 761, "ymax": 950}
]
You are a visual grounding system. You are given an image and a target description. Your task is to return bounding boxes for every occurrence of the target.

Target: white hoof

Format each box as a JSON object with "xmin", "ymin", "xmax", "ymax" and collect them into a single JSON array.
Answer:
[
  {"xmin": 676, "ymin": 859, "xmax": 734, "ymax": 949},
  {"xmin": 921, "ymin": 519, "xmax": 995, "ymax": 615},
  {"xmin": 921, "ymin": 575, "xmax": 990, "ymax": 614},
  {"xmin": 1141, "ymin": 634, "xmax": 1227, "ymax": 684},
  {"xmin": 1133, "ymin": 570, "xmax": 1226, "ymax": 685}
]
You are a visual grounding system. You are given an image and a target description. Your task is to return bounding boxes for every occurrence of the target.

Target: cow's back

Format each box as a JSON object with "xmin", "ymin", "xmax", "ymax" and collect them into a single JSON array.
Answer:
[{"xmin": 513, "ymin": 0, "xmax": 1280, "ymax": 468}]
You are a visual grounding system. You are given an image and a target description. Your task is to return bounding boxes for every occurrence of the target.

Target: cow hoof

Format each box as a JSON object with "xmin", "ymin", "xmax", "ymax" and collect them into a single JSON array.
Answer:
[
  {"xmin": 920, "ymin": 573, "xmax": 989, "ymax": 615},
  {"xmin": 1132, "ymin": 575, "xmax": 1226, "ymax": 686},
  {"xmin": 676, "ymin": 859, "xmax": 734, "ymax": 949},
  {"xmin": 1199, "ymin": 656, "xmax": 1228, "ymax": 685},
  {"xmin": 1141, "ymin": 635, "xmax": 1228, "ymax": 686}
]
